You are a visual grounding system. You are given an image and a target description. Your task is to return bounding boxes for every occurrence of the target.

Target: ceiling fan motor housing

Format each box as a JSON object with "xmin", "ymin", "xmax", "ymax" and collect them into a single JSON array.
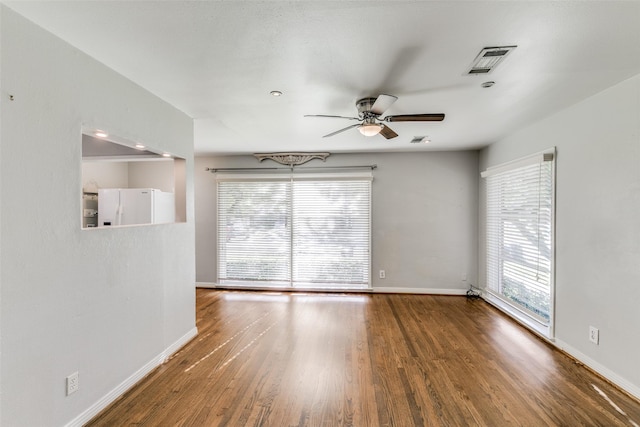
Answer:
[{"xmin": 356, "ymin": 98, "xmax": 379, "ymax": 119}]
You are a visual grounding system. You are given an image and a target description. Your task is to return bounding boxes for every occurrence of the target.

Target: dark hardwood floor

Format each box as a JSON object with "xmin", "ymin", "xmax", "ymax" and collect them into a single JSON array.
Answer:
[{"xmin": 87, "ymin": 289, "xmax": 640, "ymax": 426}]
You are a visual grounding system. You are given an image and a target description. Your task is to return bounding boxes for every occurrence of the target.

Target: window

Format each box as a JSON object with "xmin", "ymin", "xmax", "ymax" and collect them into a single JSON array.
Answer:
[
  {"xmin": 217, "ymin": 172, "xmax": 371, "ymax": 289},
  {"xmin": 483, "ymin": 150, "xmax": 555, "ymax": 337}
]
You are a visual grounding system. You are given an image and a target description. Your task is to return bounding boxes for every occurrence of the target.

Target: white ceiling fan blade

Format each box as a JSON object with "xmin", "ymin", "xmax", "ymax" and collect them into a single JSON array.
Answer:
[
  {"xmin": 304, "ymin": 114, "xmax": 360, "ymax": 120},
  {"xmin": 322, "ymin": 123, "xmax": 361, "ymax": 138},
  {"xmin": 370, "ymin": 94, "xmax": 398, "ymax": 115}
]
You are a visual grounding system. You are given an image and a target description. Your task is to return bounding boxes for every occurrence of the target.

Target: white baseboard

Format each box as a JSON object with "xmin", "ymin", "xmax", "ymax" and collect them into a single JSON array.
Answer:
[
  {"xmin": 64, "ymin": 327, "xmax": 198, "ymax": 427},
  {"xmin": 196, "ymin": 281, "xmax": 217, "ymax": 288},
  {"xmin": 373, "ymin": 287, "xmax": 468, "ymax": 295},
  {"xmin": 161, "ymin": 327, "xmax": 198, "ymax": 361},
  {"xmin": 198, "ymin": 282, "xmax": 467, "ymax": 296},
  {"xmin": 553, "ymin": 338, "xmax": 640, "ymax": 401}
]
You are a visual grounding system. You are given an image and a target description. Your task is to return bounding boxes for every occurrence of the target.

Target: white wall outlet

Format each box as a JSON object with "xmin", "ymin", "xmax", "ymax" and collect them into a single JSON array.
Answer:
[
  {"xmin": 589, "ymin": 326, "xmax": 599, "ymax": 345},
  {"xmin": 66, "ymin": 371, "xmax": 79, "ymax": 395},
  {"xmin": 379, "ymin": 270, "xmax": 386, "ymax": 279},
  {"xmin": 462, "ymin": 273, "xmax": 468, "ymax": 282}
]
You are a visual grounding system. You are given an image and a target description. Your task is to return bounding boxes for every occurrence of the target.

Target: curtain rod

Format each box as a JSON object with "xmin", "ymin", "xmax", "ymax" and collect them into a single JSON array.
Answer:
[{"xmin": 206, "ymin": 165, "xmax": 377, "ymax": 173}]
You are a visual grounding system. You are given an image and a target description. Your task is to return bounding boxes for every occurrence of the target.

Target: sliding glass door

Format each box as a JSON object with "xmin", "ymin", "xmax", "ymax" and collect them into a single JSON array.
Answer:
[{"xmin": 217, "ymin": 172, "xmax": 371, "ymax": 290}]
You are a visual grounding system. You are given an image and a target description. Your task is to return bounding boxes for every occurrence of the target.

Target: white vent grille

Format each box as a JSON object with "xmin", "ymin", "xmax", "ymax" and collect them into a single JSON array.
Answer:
[{"xmin": 466, "ymin": 46, "xmax": 517, "ymax": 75}]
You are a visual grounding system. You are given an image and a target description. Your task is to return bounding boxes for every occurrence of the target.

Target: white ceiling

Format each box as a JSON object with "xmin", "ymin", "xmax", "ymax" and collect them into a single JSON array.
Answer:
[{"xmin": 5, "ymin": 1, "xmax": 640, "ymax": 155}]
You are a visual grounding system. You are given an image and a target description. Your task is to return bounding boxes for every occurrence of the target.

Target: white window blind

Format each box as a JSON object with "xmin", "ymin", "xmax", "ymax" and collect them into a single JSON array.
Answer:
[
  {"xmin": 292, "ymin": 180, "xmax": 370, "ymax": 286},
  {"xmin": 484, "ymin": 151, "xmax": 554, "ymax": 331},
  {"xmin": 218, "ymin": 181, "xmax": 291, "ymax": 285},
  {"xmin": 217, "ymin": 173, "xmax": 371, "ymax": 289}
]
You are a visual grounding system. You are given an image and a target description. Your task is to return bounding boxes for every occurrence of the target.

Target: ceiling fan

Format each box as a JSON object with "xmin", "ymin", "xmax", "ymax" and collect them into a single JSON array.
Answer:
[{"xmin": 305, "ymin": 94, "xmax": 444, "ymax": 139}]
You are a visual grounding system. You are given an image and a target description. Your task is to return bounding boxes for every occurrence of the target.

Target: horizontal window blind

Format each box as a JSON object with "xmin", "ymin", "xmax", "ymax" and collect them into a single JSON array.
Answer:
[
  {"xmin": 292, "ymin": 180, "xmax": 370, "ymax": 286},
  {"xmin": 217, "ymin": 173, "xmax": 371, "ymax": 289},
  {"xmin": 218, "ymin": 181, "xmax": 291, "ymax": 284},
  {"xmin": 485, "ymin": 152, "xmax": 554, "ymax": 324}
]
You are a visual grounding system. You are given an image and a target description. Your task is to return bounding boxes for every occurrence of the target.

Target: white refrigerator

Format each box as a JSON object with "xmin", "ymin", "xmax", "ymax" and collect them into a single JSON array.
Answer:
[{"xmin": 98, "ymin": 188, "xmax": 175, "ymax": 226}]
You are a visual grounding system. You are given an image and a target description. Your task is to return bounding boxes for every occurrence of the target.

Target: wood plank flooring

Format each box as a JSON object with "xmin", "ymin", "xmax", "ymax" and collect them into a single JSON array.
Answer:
[{"xmin": 87, "ymin": 289, "xmax": 640, "ymax": 426}]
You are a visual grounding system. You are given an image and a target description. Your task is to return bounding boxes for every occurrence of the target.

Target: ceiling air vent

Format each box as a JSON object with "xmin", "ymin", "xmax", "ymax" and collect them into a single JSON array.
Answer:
[
  {"xmin": 410, "ymin": 136, "xmax": 429, "ymax": 144},
  {"xmin": 466, "ymin": 46, "xmax": 517, "ymax": 75}
]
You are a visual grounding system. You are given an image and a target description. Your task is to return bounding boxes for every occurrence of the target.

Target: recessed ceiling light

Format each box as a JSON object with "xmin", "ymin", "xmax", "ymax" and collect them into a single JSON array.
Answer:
[
  {"xmin": 481, "ymin": 81, "xmax": 496, "ymax": 88},
  {"xmin": 270, "ymin": 90, "xmax": 283, "ymax": 97},
  {"xmin": 135, "ymin": 144, "xmax": 146, "ymax": 149},
  {"xmin": 94, "ymin": 130, "xmax": 108, "ymax": 138},
  {"xmin": 162, "ymin": 153, "xmax": 171, "ymax": 158}
]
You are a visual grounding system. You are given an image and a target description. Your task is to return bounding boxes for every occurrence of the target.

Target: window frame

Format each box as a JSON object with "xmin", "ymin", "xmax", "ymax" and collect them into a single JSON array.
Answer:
[{"xmin": 482, "ymin": 149, "xmax": 556, "ymax": 338}]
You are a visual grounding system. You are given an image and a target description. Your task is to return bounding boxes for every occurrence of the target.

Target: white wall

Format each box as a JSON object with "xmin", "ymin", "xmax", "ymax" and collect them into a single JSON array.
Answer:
[
  {"xmin": 0, "ymin": 7, "xmax": 196, "ymax": 426},
  {"xmin": 479, "ymin": 74, "xmax": 640, "ymax": 398},
  {"xmin": 128, "ymin": 160, "xmax": 175, "ymax": 192},
  {"xmin": 195, "ymin": 151, "xmax": 479, "ymax": 293},
  {"xmin": 0, "ymin": 7, "xmax": 4, "ymax": 425},
  {"xmin": 82, "ymin": 160, "xmax": 175, "ymax": 193},
  {"xmin": 82, "ymin": 161, "xmax": 129, "ymax": 192}
]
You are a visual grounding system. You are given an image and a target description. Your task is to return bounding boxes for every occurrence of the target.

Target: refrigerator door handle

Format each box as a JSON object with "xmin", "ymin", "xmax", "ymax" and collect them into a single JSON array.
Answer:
[{"xmin": 116, "ymin": 201, "xmax": 123, "ymax": 226}]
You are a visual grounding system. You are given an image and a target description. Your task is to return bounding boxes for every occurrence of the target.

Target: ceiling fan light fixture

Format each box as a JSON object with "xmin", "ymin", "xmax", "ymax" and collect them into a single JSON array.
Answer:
[{"xmin": 358, "ymin": 123, "xmax": 383, "ymax": 137}]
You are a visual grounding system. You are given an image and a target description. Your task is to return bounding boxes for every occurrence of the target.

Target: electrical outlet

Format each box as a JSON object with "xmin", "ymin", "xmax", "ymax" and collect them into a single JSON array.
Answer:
[
  {"xmin": 462, "ymin": 273, "xmax": 468, "ymax": 282},
  {"xmin": 66, "ymin": 372, "xmax": 79, "ymax": 395},
  {"xmin": 379, "ymin": 270, "xmax": 386, "ymax": 279},
  {"xmin": 589, "ymin": 326, "xmax": 599, "ymax": 345}
]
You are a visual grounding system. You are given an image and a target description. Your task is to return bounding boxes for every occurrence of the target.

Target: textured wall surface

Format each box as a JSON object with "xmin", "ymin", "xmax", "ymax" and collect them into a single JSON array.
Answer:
[
  {"xmin": 479, "ymin": 74, "xmax": 640, "ymax": 398},
  {"xmin": 195, "ymin": 151, "xmax": 479, "ymax": 293},
  {"xmin": 0, "ymin": 7, "xmax": 195, "ymax": 426}
]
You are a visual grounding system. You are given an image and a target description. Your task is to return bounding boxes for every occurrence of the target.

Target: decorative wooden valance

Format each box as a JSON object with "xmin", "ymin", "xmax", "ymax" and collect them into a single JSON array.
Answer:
[{"xmin": 253, "ymin": 152, "xmax": 330, "ymax": 167}]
